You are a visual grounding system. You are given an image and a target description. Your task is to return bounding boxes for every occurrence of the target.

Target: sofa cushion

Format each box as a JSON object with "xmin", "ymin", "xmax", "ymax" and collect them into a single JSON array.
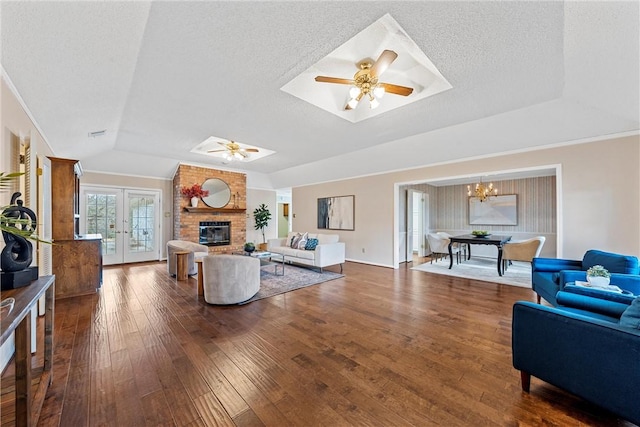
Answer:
[
  {"xmin": 291, "ymin": 249, "xmax": 315, "ymax": 261},
  {"xmin": 317, "ymin": 233, "xmax": 339, "ymax": 244},
  {"xmin": 277, "ymin": 247, "xmax": 302, "ymax": 257},
  {"xmin": 305, "ymin": 238, "xmax": 319, "ymax": 251},
  {"xmin": 620, "ymin": 297, "xmax": 640, "ymax": 329},
  {"xmin": 582, "ymin": 250, "xmax": 640, "ymax": 275}
]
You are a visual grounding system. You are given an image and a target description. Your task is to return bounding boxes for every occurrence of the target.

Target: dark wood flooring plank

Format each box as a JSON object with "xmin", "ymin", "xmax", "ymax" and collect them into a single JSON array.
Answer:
[
  {"xmin": 7, "ymin": 260, "xmax": 631, "ymax": 427},
  {"xmin": 140, "ymin": 389, "xmax": 175, "ymax": 426},
  {"xmin": 192, "ymin": 392, "xmax": 236, "ymax": 427}
]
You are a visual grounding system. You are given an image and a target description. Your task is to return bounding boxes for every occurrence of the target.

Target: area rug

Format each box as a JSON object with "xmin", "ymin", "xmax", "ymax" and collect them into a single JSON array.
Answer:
[
  {"xmin": 240, "ymin": 264, "xmax": 344, "ymax": 304},
  {"xmin": 411, "ymin": 256, "xmax": 532, "ymax": 288}
]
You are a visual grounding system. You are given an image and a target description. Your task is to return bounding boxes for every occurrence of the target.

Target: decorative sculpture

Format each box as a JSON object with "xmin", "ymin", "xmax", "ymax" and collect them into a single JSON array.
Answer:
[{"xmin": 1, "ymin": 192, "xmax": 39, "ymax": 289}]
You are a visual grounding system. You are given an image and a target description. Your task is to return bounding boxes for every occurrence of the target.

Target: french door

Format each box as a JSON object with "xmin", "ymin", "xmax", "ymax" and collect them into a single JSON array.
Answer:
[{"xmin": 80, "ymin": 186, "xmax": 161, "ymax": 265}]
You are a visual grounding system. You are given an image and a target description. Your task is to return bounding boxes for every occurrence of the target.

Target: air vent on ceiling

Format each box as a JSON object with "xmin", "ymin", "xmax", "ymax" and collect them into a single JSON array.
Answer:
[{"xmin": 88, "ymin": 129, "xmax": 107, "ymax": 138}]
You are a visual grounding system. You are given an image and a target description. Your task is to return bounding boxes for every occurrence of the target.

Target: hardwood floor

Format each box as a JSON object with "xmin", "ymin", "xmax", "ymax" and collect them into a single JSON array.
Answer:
[{"xmin": 2, "ymin": 260, "xmax": 635, "ymax": 426}]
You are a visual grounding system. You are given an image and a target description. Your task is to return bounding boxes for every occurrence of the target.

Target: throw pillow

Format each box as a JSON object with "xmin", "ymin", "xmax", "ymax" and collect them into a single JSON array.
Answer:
[
  {"xmin": 290, "ymin": 232, "xmax": 303, "ymax": 248},
  {"xmin": 296, "ymin": 232, "xmax": 308, "ymax": 250},
  {"xmin": 305, "ymin": 238, "xmax": 319, "ymax": 251},
  {"xmin": 620, "ymin": 297, "xmax": 640, "ymax": 329}
]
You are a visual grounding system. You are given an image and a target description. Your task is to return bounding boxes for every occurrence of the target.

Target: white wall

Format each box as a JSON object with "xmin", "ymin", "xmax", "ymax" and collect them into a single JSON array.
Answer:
[
  {"xmin": 1, "ymin": 76, "xmax": 55, "ymax": 371},
  {"xmin": 292, "ymin": 135, "xmax": 640, "ymax": 268},
  {"xmin": 246, "ymin": 188, "xmax": 277, "ymax": 246}
]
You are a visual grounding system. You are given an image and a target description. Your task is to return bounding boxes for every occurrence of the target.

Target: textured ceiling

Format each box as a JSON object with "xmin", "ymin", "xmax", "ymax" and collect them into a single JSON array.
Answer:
[{"xmin": 1, "ymin": 1, "xmax": 638, "ymax": 189}]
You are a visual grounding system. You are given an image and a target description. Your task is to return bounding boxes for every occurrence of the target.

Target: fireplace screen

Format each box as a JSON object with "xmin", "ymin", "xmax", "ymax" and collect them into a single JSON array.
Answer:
[{"xmin": 199, "ymin": 221, "xmax": 230, "ymax": 246}]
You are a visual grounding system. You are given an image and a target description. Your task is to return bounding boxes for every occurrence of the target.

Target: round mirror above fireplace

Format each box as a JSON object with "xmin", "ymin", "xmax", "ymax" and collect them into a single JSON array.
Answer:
[{"xmin": 201, "ymin": 178, "xmax": 231, "ymax": 208}]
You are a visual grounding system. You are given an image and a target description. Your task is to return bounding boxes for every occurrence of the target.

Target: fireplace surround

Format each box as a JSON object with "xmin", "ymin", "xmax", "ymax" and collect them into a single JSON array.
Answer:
[{"xmin": 172, "ymin": 164, "xmax": 246, "ymax": 253}]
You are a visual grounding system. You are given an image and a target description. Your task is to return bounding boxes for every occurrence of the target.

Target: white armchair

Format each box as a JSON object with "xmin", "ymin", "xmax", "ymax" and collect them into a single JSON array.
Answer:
[
  {"xmin": 202, "ymin": 255, "xmax": 260, "ymax": 304},
  {"xmin": 167, "ymin": 240, "xmax": 209, "ymax": 276}
]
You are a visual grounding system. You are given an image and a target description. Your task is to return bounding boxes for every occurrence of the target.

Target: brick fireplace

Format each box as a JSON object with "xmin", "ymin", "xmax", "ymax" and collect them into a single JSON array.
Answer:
[{"xmin": 172, "ymin": 164, "xmax": 247, "ymax": 253}]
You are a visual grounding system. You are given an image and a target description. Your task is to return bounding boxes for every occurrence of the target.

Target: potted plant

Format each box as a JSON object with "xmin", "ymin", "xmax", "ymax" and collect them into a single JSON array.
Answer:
[
  {"xmin": 586, "ymin": 265, "xmax": 611, "ymax": 287},
  {"xmin": 243, "ymin": 242, "xmax": 256, "ymax": 253},
  {"xmin": 253, "ymin": 204, "xmax": 272, "ymax": 250},
  {"xmin": 180, "ymin": 183, "xmax": 209, "ymax": 207}
]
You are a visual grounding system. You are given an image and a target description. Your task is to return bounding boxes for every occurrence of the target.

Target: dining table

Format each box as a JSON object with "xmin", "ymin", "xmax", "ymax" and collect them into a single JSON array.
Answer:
[{"xmin": 447, "ymin": 234, "xmax": 512, "ymax": 276}]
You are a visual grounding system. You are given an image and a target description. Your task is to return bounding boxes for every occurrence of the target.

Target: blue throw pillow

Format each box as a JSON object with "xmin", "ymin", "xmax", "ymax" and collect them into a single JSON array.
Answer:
[
  {"xmin": 305, "ymin": 238, "xmax": 318, "ymax": 251},
  {"xmin": 620, "ymin": 297, "xmax": 640, "ymax": 329}
]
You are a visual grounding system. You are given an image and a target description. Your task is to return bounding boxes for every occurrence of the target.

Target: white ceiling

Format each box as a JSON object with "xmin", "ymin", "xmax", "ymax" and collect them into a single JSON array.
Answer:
[{"xmin": 1, "ymin": 2, "xmax": 638, "ymax": 189}]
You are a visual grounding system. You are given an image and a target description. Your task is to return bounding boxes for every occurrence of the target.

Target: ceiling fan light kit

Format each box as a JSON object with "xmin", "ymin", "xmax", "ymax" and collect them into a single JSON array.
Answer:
[
  {"xmin": 190, "ymin": 136, "xmax": 275, "ymax": 163},
  {"xmin": 315, "ymin": 49, "xmax": 413, "ymax": 111}
]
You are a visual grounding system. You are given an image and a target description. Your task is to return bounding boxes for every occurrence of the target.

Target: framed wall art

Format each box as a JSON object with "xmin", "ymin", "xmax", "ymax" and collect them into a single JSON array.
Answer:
[
  {"xmin": 469, "ymin": 194, "xmax": 517, "ymax": 226},
  {"xmin": 317, "ymin": 195, "xmax": 355, "ymax": 230}
]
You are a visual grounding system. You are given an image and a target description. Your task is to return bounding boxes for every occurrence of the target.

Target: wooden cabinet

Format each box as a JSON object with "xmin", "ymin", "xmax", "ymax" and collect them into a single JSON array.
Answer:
[
  {"xmin": 48, "ymin": 157, "xmax": 102, "ymax": 299},
  {"xmin": 49, "ymin": 157, "xmax": 81, "ymax": 240},
  {"xmin": 52, "ymin": 238, "xmax": 102, "ymax": 298}
]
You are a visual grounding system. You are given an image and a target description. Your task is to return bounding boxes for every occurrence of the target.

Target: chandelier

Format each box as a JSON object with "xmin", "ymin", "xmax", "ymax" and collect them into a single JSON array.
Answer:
[{"xmin": 467, "ymin": 179, "xmax": 498, "ymax": 202}]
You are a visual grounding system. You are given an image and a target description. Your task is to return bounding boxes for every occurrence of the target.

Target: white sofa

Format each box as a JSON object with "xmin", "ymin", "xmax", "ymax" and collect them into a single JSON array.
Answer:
[
  {"xmin": 267, "ymin": 232, "xmax": 345, "ymax": 273},
  {"xmin": 167, "ymin": 240, "xmax": 209, "ymax": 276}
]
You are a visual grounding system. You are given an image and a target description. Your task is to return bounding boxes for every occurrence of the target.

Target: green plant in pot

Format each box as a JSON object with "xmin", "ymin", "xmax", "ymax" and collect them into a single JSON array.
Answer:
[
  {"xmin": 253, "ymin": 204, "xmax": 272, "ymax": 250},
  {"xmin": 586, "ymin": 265, "xmax": 611, "ymax": 287},
  {"xmin": 243, "ymin": 242, "xmax": 255, "ymax": 253}
]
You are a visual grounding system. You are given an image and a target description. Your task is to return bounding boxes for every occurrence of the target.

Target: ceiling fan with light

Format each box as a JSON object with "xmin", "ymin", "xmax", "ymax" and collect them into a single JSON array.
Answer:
[
  {"xmin": 315, "ymin": 49, "xmax": 414, "ymax": 110},
  {"xmin": 207, "ymin": 141, "xmax": 258, "ymax": 162}
]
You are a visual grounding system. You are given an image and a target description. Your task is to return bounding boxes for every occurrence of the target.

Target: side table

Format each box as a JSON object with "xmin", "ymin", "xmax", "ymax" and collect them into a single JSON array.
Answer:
[
  {"xmin": 1, "ymin": 275, "xmax": 55, "ymax": 427},
  {"xmin": 195, "ymin": 259, "xmax": 204, "ymax": 297},
  {"xmin": 174, "ymin": 251, "xmax": 190, "ymax": 281}
]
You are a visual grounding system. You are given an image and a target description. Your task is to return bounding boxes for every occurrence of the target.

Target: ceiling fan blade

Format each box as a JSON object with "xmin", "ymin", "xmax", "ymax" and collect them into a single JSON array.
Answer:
[
  {"xmin": 369, "ymin": 50, "xmax": 398, "ymax": 78},
  {"xmin": 379, "ymin": 82, "xmax": 414, "ymax": 96},
  {"xmin": 315, "ymin": 76, "xmax": 354, "ymax": 85},
  {"xmin": 217, "ymin": 141, "xmax": 230, "ymax": 147},
  {"xmin": 244, "ymin": 148, "xmax": 259, "ymax": 153},
  {"xmin": 207, "ymin": 149, "xmax": 227, "ymax": 153}
]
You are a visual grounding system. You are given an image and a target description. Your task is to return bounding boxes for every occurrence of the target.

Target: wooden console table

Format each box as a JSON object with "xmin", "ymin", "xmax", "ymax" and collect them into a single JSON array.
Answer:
[{"xmin": 1, "ymin": 275, "xmax": 55, "ymax": 427}]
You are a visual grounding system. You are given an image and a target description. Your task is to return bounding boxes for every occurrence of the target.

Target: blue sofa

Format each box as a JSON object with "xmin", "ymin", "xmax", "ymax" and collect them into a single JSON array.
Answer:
[
  {"xmin": 512, "ymin": 287, "xmax": 640, "ymax": 425},
  {"xmin": 531, "ymin": 249, "xmax": 640, "ymax": 305}
]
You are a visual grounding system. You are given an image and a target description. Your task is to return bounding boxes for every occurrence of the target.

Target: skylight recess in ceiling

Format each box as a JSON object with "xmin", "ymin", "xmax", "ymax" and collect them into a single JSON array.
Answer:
[{"xmin": 281, "ymin": 13, "xmax": 452, "ymax": 123}]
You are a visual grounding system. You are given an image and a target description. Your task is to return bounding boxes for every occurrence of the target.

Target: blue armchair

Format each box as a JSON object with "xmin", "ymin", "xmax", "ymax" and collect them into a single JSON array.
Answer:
[
  {"xmin": 531, "ymin": 249, "xmax": 639, "ymax": 305},
  {"xmin": 512, "ymin": 287, "xmax": 640, "ymax": 425}
]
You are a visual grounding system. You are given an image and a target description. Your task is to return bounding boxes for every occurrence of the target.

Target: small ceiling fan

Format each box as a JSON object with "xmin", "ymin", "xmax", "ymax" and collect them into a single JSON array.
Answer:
[
  {"xmin": 315, "ymin": 49, "xmax": 414, "ymax": 110},
  {"xmin": 207, "ymin": 141, "xmax": 258, "ymax": 161}
]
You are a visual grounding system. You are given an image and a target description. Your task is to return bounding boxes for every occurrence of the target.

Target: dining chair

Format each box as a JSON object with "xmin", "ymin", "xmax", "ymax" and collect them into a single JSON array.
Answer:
[
  {"xmin": 427, "ymin": 233, "xmax": 462, "ymax": 264},
  {"xmin": 502, "ymin": 236, "xmax": 546, "ymax": 273},
  {"xmin": 437, "ymin": 231, "xmax": 469, "ymax": 261}
]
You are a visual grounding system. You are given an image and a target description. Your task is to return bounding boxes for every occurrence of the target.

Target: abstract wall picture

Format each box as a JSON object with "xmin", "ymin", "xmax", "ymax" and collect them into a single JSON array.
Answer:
[
  {"xmin": 469, "ymin": 194, "xmax": 517, "ymax": 225},
  {"xmin": 317, "ymin": 195, "xmax": 355, "ymax": 230}
]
